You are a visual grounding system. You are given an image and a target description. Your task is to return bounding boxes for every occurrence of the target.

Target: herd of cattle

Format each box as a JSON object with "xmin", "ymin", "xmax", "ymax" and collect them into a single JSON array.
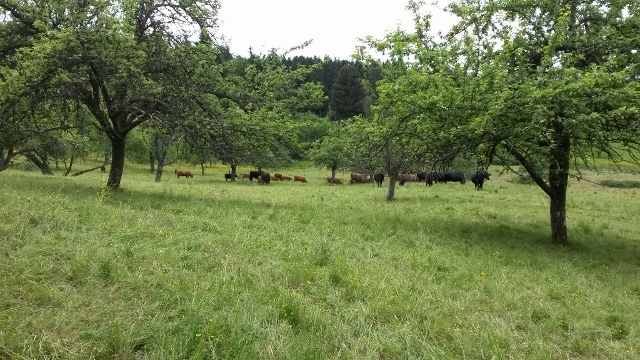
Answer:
[
  {"xmin": 177, "ymin": 168, "xmax": 492, "ymax": 191},
  {"xmin": 361, "ymin": 171, "xmax": 491, "ymax": 190}
]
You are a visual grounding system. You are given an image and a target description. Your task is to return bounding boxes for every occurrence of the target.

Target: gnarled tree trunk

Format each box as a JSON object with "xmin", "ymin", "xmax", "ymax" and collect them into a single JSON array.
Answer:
[
  {"xmin": 107, "ymin": 137, "xmax": 126, "ymax": 188},
  {"xmin": 548, "ymin": 124, "xmax": 571, "ymax": 246},
  {"xmin": 25, "ymin": 152, "xmax": 53, "ymax": 175}
]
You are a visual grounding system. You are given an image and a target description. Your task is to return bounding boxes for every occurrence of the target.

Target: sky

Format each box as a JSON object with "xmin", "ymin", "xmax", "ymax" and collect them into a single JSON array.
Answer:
[{"xmin": 216, "ymin": 0, "xmax": 458, "ymax": 60}]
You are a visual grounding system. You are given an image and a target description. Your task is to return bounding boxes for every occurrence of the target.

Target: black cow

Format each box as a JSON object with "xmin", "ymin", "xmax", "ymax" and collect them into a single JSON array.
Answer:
[
  {"xmin": 374, "ymin": 172, "xmax": 384, "ymax": 187},
  {"xmin": 257, "ymin": 172, "xmax": 271, "ymax": 185},
  {"xmin": 471, "ymin": 171, "xmax": 491, "ymax": 190},
  {"xmin": 224, "ymin": 173, "xmax": 238, "ymax": 181},
  {"xmin": 424, "ymin": 172, "xmax": 434, "ymax": 186},
  {"xmin": 417, "ymin": 172, "xmax": 427, "ymax": 182},
  {"xmin": 442, "ymin": 171, "xmax": 466, "ymax": 184},
  {"xmin": 249, "ymin": 170, "xmax": 262, "ymax": 181},
  {"xmin": 430, "ymin": 172, "xmax": 445, "ymax": 184}
]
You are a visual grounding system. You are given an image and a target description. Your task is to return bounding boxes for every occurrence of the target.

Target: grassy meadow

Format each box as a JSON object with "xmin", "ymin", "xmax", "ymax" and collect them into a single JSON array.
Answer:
[{"xmin": 1, "ymin": 161, "xmax": 639, "ymax": 359}]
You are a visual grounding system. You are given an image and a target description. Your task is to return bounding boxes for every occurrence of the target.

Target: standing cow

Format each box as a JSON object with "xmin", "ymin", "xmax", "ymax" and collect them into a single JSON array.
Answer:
[
  {"xmin": 249, "ymin": 170, "xmax": 262, "ymax": 181},
  {"xmin": 258, "ymin": 172, "xmax": 271, "ymax": 185},
  {"xmin": 442, "ymin": 171, "xmax": 466, "ymax": 184},
  {"xmin": 424, "ymin": 172, "xmax": 434, "ymax": 186},
  {"xmin": 374, "ymin": 172, "xmax": 384, "ymax": 187},
  {"xmin": 294, "ymin": 175, "xmax": 307, "ymax": 183},
  {"xmin": 471, "ymin": 171, "xmax": 491, "ymax": 190}
]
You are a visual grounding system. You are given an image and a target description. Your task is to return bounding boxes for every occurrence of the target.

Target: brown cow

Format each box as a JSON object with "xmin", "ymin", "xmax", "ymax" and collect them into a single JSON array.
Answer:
[
  {"xmin": 294, "ymin": 175, "xmax": 307, "ymax": 183},
  {"xmin": 281, "ymin": 176, "xmax": 292, "ymax": 181},
  {"xmin": 326, "ymin": 177, "xmax": 342, "ymax": 184},
  {"xmin": 271, "ymin": 176, "xmax": 280, "ymax": 181},
  {"xmin": 397, "ymin": 173, "xmax": 413, "ymax": 186},
  {"xmin": 273, "ymin": 173, "xmax": 283, "ymax": 180},
  {"xmin": 241, "ymin": 173, "xmax": 250, "ymax": 180},
  {"xmin": 350, "ymin": 173, "xmax": 368, "ymax": 184},
  {"xmin": 175, "ymin": 169, "xmax": 193, "ymax": 178}
]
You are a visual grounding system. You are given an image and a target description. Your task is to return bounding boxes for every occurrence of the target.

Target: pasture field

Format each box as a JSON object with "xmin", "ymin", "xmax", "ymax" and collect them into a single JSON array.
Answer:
[{"xmin": 1, "ymin": 162, "xmax": 639, "ymax": 359}]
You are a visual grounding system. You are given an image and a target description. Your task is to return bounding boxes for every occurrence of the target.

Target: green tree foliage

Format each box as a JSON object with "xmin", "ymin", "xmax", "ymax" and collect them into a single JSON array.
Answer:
[
  {"xmin": 330, "ymin": 65, "xmax": 366, "ymax": 121},
  {"xmin": 308, "ymin": 123, "xmax": 353, "ymax": 183},
  {"xmin": 0, "ymin": 0, "xmax": 222, "ymax": 188},
  {"xmin": 362, "ymin": 0, "xmax": 640, "ymax": 242},
  {"xmin": 444, "ymin": 0, "xmax": 640, "ymax": 245},
  {"xmin": 199, "ymin": 51, "xmax": 325, "ymax": 178}
]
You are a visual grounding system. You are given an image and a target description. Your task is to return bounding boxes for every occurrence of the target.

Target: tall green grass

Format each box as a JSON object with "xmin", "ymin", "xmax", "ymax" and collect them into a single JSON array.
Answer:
[
  {"xmin": 1, "ymin": 163, "xmax": 639, "ymax": 359},
  {"xmin": 600, "ymin": 179, "xmax": 640, "ymax": 188}
]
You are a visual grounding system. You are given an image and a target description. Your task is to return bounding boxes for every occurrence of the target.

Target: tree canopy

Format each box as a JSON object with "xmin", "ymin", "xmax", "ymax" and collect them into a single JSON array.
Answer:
[{"xmin": 353, "ymin": 0, "xmax": 640, "ymax": 243}]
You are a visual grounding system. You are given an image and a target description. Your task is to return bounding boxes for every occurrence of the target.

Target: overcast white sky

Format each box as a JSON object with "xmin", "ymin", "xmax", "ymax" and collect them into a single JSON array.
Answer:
[{"xmin": 216, "ymin": 1, "xmax": 458, "ymax": 59}]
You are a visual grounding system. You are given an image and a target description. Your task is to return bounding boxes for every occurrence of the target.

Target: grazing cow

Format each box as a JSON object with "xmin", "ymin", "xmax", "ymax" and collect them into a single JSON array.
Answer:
[
  {"xmin": 471, "ymin": 171, "xmax": 491, "ymax": 190},
  {"xmin": 241, "ymin": 173, "xmax": 250, "ymax": 180},
  {"xmin": 442, "ymin": 171, "xmax": 466, "ymax": 184},
  {"xmin": 224, "ymin": 173, "xmax": 238, "ymax": 181},
  {"xmin": 416, "ymin": 171, "xmax": 427, "ymax": 182},
  {"xmin": 273, "ymin": 173, "xmax": 283, "ymax": 180},
  {"xmin": 271, "ymin": 176, "xmax": 280, "ymax": 181},
  {"xmin": 249, "ymin": 170, "xmax": 262, "ymax": 181},
  {"xmin": 374, "ymin": 172, "xmax": 384, "ymax": 187},
  {"xmin": 396, "ymin": 173, "xmax": 413, "ymax": 186},
  {"xmin": 326, "ymin": 177, "xmax": 342, "ymax": 184},
  {"xmin": 100, "ymin": 165, "xmax": 106, "ymax": 172},
  {"xmin": 175, "ymin": 169, "xmax": 193, "ymax": 178},
  {"xmin": 294, "ymin": 175, "xmax": 307, "ymax": 183},
  {"xmin": 281, "ymin": 176, "xmax": 292, "ymax": 181},
  {"xmin": 258, "ymin": 172, "xmax": 271, "ymax": 185}
]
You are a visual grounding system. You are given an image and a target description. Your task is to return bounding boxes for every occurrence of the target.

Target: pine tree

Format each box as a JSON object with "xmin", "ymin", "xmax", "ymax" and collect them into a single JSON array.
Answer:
[{"xmin": 330, "ymin": 65, "xmax": 365, "ymax": 121}]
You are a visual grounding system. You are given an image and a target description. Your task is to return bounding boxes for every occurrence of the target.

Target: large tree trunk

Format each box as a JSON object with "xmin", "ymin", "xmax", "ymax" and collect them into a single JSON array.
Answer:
[
  {"xmin": 386, "ymin": 173, "xmax": 398, "ymax": 201},
  {"xmin": 548, "ymin": 125, "xmax": 571, "ymax": 246},
  {"xmin": 25, "ymin": 152, "xmax": 54, "ymax": 175},
  {"xmin": 230, "ymin": 164, "xmax": 237, "ymax": 182},
  {"xmin": 330, "ymin": 167, "xmax": 337, "ymax": 185},
  {"xmin": 107, "ymin": 137, "xmax": 126, "ymax": 188},
  {"xmin": 201, "ymin": 161, "xmax": 205, "ymax": 176}
]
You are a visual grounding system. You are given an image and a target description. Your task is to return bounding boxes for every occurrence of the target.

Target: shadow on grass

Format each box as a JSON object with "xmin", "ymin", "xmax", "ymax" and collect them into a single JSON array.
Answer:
[{"xmin": 413, "ymin": 214, "xmax": 640, "ymax": 272}]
